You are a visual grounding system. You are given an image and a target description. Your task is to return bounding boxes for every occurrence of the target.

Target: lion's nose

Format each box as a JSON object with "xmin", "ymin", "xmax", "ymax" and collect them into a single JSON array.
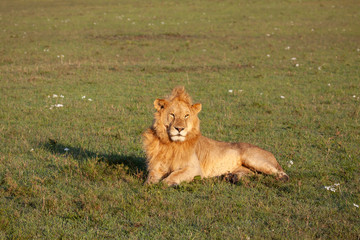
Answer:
[{"xmin": 175, "ymin": 127, "xmax": 184, "ymax": 133}]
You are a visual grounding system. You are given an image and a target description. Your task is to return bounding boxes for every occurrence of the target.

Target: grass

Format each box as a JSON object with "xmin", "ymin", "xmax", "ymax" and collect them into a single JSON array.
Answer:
[{"xmin": 1, "ymin": 0, "xmax": 359, "ymax": 238}]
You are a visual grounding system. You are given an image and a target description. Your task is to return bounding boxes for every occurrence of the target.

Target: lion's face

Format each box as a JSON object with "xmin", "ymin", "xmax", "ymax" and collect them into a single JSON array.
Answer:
[{"xmin": 154, "ymin": 98, "xmax": 202, "ymax": 142}]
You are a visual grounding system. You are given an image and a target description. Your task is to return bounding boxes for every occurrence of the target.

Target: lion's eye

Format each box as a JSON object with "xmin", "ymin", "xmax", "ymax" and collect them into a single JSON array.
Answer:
[
  {"xmin": 169, "ymin": 113, "xmax": 175, "ymax": 118},
  {"xmin": 185, "ymin": 114, "xmax": 190, "ymax": 119}
]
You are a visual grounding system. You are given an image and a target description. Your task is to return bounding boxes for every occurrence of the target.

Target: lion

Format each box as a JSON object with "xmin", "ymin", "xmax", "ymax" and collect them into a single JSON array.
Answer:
[{"xmin": 142, "ymin": 86, "xmax": 289, "ymax": 186}]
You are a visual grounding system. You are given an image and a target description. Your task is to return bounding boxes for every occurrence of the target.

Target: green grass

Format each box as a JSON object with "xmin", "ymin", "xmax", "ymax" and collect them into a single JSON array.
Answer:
[{"xmin": 1, "ymin": 0, "xmax": 359, "ymax": 238}]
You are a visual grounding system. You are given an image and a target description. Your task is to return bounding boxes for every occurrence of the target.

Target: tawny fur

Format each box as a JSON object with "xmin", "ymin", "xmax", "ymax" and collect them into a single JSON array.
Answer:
[{"xmin": 143, "ymin": 86, "xmax": 289, "ymax": 186}]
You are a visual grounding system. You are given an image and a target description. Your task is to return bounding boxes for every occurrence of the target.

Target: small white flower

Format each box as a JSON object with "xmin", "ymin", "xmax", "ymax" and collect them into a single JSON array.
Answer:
[
  {"xmin": 318, "ymin": 66, "xmax": 322, "ymax": 70},
  {"xmin": 353, "ymin": 95, "xmax": 356, "ymax": 98},
  {"xmin": 53, "ymin": 94, "xmax": 58, "ymax": 98},
  {"xmin": 287, "ymin": 160, "xmax": 294, "ymax": 167},
  {"xmin": 48, "ymin": 95, "xmax": 50, "ymax": 98},
  {"xmin": 88, "ymin": 98, "xmax": 93, "ymax": 101},
  {"xmin": 280, "ymin": 96, "xmax": 285, "ymax": 99},
  {"xmin": 30, "ymin": 148, "xmax": 34, "ymax": 152},
  {"xmin": 82, "ymin": 96, "xmax": 86, "ymax": 99},
  {"xmin": 54, "ymin": 104, "xmax": 63, "ymax": 107},
  {"xmin": 357, "ymin": 48, "xmax": 360, "ymax": 52},
  {"xmin": 311, "ymin": 28, "xmax": 315, "ymax": 32},
  {"xmin": 295, "ymin": 64, "xmax": 299, "ymax": 67},
  {"xmin": 64, "ymin": 148, "xmax": 69, "ymax": 151},
  {"xmin": 60, "ymin": 95, "xmax": 64, "ymax": 98},
  {"xmin": 291, "ymin": 57, "xmax": 297, "ymax": 61},
  {"xmin": 267, "ymin": 54, "xmax": 270, "ymax": 57},
  {"xmin": 266, "ymin": 33, "xmax": 271, "ymax": 37},
  {"xmin": 324, "ymin": 186, "xmax": 336, "ymax": 192},
  {"xmin": 325, "ymin": 183, "xmax": 339, "ymax": 192},
  {"xmin": 285, "ymin": 46, "xmax": 290, "ymax": 50},
  {"xmin": 328, "ymin": 83, "xmax": 331, "ymax": 86},
  {"xmin": 161, "ymin": 21, "xmax": 165, "ymax": 25},
  {"xmin": 228, "ymin": 90, "xmax": 233, "ymax": 93},
  {"xmin": 354, "ymin": 203, "xmax": 359, "ymax": 208}
]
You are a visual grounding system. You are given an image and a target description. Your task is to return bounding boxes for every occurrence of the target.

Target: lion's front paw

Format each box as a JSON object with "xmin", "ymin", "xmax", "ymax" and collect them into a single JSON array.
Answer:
[
  {"xmin": 163, "ymin": 178, "xmax": 179, "ymax": 187},
  {"xmin": 144, "ymin": 176, "xmax": 160, "ymax": 185}
]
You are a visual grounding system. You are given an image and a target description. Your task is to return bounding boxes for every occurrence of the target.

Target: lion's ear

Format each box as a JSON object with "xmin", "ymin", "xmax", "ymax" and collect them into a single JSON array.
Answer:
[
  {"xmin": 154, "ymin": 99, "xmax": 168, "ymax": 111},
  {"xmin": 192, "ymin": 103, "xmax": 202, "ymax": 113}
]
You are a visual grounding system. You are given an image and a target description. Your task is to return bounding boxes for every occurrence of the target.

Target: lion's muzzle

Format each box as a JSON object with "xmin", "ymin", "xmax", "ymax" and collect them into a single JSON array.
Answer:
[{"xmin": 169, "ymin": 126, "xmax": 187, "ymax": 142}]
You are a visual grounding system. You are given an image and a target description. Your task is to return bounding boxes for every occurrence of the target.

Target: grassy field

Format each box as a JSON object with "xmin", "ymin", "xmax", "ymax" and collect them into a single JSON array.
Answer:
[{"xmin": 1, "ymin": 0, "xmax": 359, "ymax": 238}]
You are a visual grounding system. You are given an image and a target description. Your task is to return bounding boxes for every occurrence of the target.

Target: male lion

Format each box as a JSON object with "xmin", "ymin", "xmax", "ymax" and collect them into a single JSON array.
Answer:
[{"xmin": 143, "ymin": 86, "xmax": 289, "ymax": 186}]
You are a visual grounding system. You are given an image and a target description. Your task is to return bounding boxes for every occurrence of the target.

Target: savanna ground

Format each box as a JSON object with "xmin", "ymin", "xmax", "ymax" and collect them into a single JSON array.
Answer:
[{"xmin": 0, "ymin": 0, "xmax": 359, "ymax": 239}]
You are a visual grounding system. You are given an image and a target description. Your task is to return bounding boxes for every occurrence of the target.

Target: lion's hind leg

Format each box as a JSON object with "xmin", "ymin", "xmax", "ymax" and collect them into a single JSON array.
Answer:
[
  {"xmin": 241, "ymin": 147, "xmax": 289, "ymax": 182},
  {"xmin": 225, "ymin": 166, "xmax": 254, "ymax": 183},
  {"xmin": 229, "ymin": 166, "xmax": 255, "ymax": 183}
]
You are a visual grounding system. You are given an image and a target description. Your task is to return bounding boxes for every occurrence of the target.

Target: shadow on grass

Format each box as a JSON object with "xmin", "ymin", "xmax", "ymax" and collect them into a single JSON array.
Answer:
[{"xmin": 42, "ymin": 139, "xmax": 147, "ymax": 177}]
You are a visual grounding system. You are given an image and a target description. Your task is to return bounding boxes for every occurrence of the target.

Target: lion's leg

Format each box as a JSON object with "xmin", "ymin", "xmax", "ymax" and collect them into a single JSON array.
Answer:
[
  {"xmin": 241, "ymin": 148, "xmax": 289, "ymax": 181},
  {"xmin": 163, "ymin": 154, "xmax": 202, "ymax": 186},
  {"xmin": 163, "ymin": 167, "xmax": 197, "ymax": 186},
  {"xmin": 232, "ymin": 166, "xmax": 254, "ymax": 178},
  {"xmin": 224, "ymin": 166, "xmax": 254, "ymax": 183},
  {"xmin": 145, "ymin": 171, "xmax": 164, "ymax": 185},
  {"xmin": 145, "ymin": 163, "xmax": 168, "ymax": 185}
]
